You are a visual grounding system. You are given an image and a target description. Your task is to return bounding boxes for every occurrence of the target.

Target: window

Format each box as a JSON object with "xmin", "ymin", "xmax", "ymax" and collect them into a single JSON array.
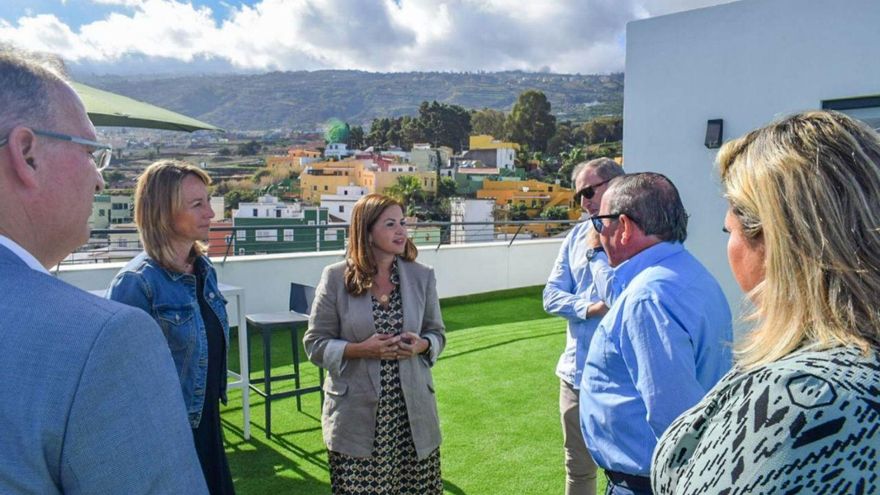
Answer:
[
  {"xmin": 98, "ymin": 209, "xmax": 106, "ymax": 217},
  {"xmin": 324, "ymin": 185, "xmax": 329, "ymax": 190},
  {"xmin": 308, "ymin": 220, "xmax": 315, "ymax": 226},
  {"xmin": 325, "ymin": 229, "xmax": 339, "ymax": 241},
  {"xmin": 238, "ymin": 248, "xmax": 245, "ymax": 255},
  {"xmin": 313, "ymin": 186, "xmax": 317, "ymax": 191},
  {"xmin": 283, "ymin": 229, "xmax": 294, "ymax": 242},
  {"xmin": 338, "ymin": 205, "xmax": 345, "ymax": 213},
  {"xmin": 236, "ymin": 230, "xmax": 246, "ymax": 241},
  {"xmin": 252, "ymin": 208, "xmax": 258, "ymax": 216},
  {"xmin": 823, "ymin": 96, "xmax": 880, "ymax": 131},
  {"xmin": 255, "ymin": 229, "xmax": 276, "ymax": 242},
  {"xmin": 275, "ymin": 210, "xmax": 281, "ymax": 218}
]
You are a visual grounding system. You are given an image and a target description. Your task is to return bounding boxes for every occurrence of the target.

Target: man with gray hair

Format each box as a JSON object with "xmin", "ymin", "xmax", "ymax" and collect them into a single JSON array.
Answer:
[
  {"xmin": 0, "ymin": 50, "xmax": 207, "ymax": 492},
  {"xmin": 543, "ymin": 157, "xmax": 623, "ymax": 495},
  {"xmin": 579, "ymin": 173, "xmax": 732, "ymax": 495}
]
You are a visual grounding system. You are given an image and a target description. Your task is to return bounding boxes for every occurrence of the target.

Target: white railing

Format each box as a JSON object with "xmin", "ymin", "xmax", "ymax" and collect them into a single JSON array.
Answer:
[{"xmin": 56, "ymin": 238, "xmax": 564, "ymax": 317}]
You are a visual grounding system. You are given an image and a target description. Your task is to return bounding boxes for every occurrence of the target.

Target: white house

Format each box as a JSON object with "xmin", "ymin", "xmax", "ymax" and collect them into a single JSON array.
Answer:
[
  {"xmin": 320, "ymin": 186, "xmax": 369, "ymax": 223},
  {"xmin": 324, "ymin": 142, "xmax": 353, "ymax": 160},
  {"xmin": 450, "ymin": 198, "xmax": 495, "ymax": 244},
  {"xmin": 624, "ymin": 0, "xmax": 880, "ymax": 310}
]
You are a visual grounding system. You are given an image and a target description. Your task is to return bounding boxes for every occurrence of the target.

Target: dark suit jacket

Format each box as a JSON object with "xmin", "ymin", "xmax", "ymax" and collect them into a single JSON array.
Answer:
[
  {"xmin": 0, "ymin": 244, "xmax": 207, "ymax": 494},
  {"xmin": 304, "ymin": 258, "xmax": 446, "ymax": 459}
]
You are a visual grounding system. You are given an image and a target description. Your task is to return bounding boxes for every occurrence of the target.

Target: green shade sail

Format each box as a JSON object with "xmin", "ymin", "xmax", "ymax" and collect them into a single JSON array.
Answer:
[{"xmin": 71, "ymin": 82, "xmax": 223, "ymax": 133}]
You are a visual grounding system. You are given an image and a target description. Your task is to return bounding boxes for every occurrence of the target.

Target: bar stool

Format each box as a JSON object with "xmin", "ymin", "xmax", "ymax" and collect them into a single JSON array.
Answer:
[{"xmin": 246, "ymin": 282, "xmax": 324, "ymax": 438}]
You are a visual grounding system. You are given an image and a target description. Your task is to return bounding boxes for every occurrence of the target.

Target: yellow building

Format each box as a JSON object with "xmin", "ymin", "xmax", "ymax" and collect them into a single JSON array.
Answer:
[
  {"xmin": 300, "ymin": 159, "xmax": 441, "ymax": 204},
  {"xmin": 374, "ymin": 171, "xmax": 438, "ymax": 195},
  {"xmin": 300, "ymin": 160, "xmax": 375, "ymax": 203},
  {"xmin": 476, "ymin": 179, "xmax": 577, "ymax": 218},
  {"xmin": 468, "ymin": 135, "xmax": 520, "ymax": 151},
  {"xmin": 266, "ymin": 148, "xmax": 323, "ymax": 174}
]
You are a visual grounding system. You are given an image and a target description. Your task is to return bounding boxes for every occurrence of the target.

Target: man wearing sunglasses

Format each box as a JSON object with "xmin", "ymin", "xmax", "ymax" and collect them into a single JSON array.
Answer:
[
  {"xmin": 543, "ymin": 157, "xmax": 623, "ymax": 495},
  {"xmin": 578, "ymin": 173, "xmax": 732, "ymax": 495},
  {"xmin": 0, "ymin": 51, "xmax": 207, "ymax": 493}
]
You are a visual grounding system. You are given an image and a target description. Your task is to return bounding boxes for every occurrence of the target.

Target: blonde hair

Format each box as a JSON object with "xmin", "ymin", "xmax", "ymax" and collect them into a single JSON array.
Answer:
[
  {"xmin": 344, "ymin": 194, "xmax": 417, "ymax": 296},
  {"xmin": 718, "ymin": 110, "xmax": 880, "ymax": 369},
  {"xmin": 134, "ymin": 160, "xmax": 212, "ymax": 271}
]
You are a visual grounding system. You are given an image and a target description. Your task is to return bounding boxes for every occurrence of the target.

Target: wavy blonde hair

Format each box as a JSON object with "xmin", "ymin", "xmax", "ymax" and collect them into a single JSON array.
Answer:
[
  {"xmin": 344, "ymin": 194, "xmax": 417, "ymax": 296},
  {"xmin": 718, "ymin": 110, "xmax": 880, "ymax": 369},
  {"xmin": 135, "ymin": 160, "xmax": 212, "ymax": 271}
]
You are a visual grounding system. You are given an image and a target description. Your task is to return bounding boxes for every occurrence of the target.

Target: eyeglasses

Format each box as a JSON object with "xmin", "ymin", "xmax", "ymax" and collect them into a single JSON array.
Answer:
[
  {"xmin": 574, "ymin": 178, "xmax": 613, "ymax": 202},
  {"xmin": 0, "ymin": 129, "xmax": 112, "ymax": 171},
  {"xmin": 590, "ymin": 213, "xmax": 623, "ymax": 233}
]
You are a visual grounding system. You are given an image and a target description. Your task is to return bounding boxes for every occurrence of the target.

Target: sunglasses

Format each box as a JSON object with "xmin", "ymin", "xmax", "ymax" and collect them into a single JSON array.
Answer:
[
  {"xmin": 590, "ymin": 213, "xmax": 623, "ymax": 233},
  {"xmin": 574, "ymin": 178, "xmax": 613, "ymax": 202}
]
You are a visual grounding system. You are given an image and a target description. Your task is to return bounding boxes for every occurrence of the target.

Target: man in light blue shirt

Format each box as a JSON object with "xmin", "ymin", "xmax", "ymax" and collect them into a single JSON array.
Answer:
[
  {"xmin": 580, "ymin": 173, "xmax": 732, "ymax": 495},
  {"xmin": 544, "ymin": 158, "xmax": 622, "ymax": 495}
]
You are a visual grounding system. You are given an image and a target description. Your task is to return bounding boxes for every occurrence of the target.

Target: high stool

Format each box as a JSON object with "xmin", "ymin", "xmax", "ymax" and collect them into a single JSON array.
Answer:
[{"xmin": 246, "ymin": 283, "xmax": 324, "ymax": 438}]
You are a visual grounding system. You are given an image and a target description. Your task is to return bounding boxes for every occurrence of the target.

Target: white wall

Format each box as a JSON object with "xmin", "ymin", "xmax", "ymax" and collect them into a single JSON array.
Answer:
[
  {"xmin": 56, "ymin": 238, "xmax": 563, "ymax": 316},
  {"xmin": 624, "ymin": 0, "xmax": 880, "ymax": 311}
]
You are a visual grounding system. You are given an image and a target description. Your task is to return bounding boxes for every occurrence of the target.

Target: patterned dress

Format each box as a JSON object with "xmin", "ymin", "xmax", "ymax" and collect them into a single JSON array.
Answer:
[
  {"xmin": 652, "ymin": 346, "xmax": 880, "ymax": 494},
  {"xmin": 328, "ymin": 261, "xmax": 442, "ymax": 494}
]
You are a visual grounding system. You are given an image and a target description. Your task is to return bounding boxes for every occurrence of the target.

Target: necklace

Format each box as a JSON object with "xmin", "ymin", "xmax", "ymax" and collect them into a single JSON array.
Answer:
[{"xmin": 378, "ymin": 293, "xmax": 390, "ymax": 304}]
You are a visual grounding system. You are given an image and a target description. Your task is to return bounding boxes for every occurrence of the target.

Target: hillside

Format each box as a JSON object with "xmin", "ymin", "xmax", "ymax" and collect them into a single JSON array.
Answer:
[{"xmin": 77, "ymin": 70, "xmax": 623, "ymax": 131}]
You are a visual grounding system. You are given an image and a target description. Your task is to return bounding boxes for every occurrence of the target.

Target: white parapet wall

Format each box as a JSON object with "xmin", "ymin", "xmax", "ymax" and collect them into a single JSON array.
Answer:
[{"xmin": 56, "ymin": 238, "xmax": 564, "ymax": 317}]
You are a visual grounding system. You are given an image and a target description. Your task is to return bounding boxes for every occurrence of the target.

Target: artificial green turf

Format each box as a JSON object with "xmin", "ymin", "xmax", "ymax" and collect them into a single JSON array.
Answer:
[{"xmin": 220, "ymin": 285, "xmax": 607, "ymax": 494}]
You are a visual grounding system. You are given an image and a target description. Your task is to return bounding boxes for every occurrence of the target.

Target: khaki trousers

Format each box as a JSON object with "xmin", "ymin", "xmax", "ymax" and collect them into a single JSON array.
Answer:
[{"xmin": 560, "ymin": 379, "xmax": 598, "ymax": 495}]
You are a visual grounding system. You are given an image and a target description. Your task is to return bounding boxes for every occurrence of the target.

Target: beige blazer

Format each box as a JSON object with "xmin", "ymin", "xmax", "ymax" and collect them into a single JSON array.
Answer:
[{"xmin": 303, "ymin": 258, "xmax": 446, "ymax": 459}]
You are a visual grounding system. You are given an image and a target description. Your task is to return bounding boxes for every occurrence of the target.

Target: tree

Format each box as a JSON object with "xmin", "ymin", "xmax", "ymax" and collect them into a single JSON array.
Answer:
[
  {"xmin": 218, "ymin": 147, "xmax": 232, "ymax": 157},
  {"xmin": 366, "ymin": 118, "xmax": 391, "ymax": 149},
  {"xmin": 385, "ymin": 175, "xmax": 425, "ymax": 206},
  {"xmin": 236, "ymin": 140, "xmax": 261, "ymax": 156},
  {"xmin": 436, "ymin": 176, "xmax": 458, "ymax": 198},
  {"xmin": 509, "ymin": 203, "xmax": 529, "ymax": 221},
  {"xmin": 583, "ymin": 116, "xmax": 623, "ymax": 144},
  {"xmin": 540, "ymin": 205, "xmax": 570, "ymax": 220},
  {"xmin": 418, "ymin": 101, "xmax": 471, "ymax": 152},
  {"xmin": 558, "ymin": 147, "xmax": 586, "ymax": 188},
  {"xmin": 348, "ymin": 125, "xmax": 365, "ymax": 150},
  {"xmin": 224, "ymin": 189, "xmax": 259, "ymax": 212},
  {"xmin": 506, "ymin": 90, "xmax": 556, "ymax": 153},
  {"xmin": 547, "ymin": 121, "xmax": 576, "ymax": 156},
  {"xmin": 471, "ymin": 108, "xmax": 507, "ymax": 139}
]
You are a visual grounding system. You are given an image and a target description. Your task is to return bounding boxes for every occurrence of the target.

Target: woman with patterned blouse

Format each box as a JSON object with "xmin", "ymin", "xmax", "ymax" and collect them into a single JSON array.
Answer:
[
  {"xmin": 304, "ymin": 194, "xmax": 445, "ymax": 494},
  {"xmin": 652, "ymin": 111, "xmax": 880, "ymax": 494}
]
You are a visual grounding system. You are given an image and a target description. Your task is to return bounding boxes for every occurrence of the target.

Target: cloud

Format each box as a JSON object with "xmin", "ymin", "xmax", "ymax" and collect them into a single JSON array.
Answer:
[{"xmin": 0, "ymin": 0, "xmax": 732, "ymax": 74}]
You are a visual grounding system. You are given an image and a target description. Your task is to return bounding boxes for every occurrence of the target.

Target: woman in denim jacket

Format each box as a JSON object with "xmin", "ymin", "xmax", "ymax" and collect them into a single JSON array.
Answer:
[{"xmin": 108, "ymin": 160, "xmax": 233, "ymax": 495}]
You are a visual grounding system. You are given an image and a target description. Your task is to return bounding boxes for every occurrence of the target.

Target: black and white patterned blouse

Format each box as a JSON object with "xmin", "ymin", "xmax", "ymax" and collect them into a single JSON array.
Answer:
[{"xmin": 652, "ymin": 345, "xmax": 880, "ymax": 494}]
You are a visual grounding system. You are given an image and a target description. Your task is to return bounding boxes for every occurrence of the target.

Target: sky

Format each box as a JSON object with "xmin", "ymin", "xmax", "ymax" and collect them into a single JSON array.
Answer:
[{"xmin": 0, "ymin": 0, "xmax": 733, "ymax": 75}]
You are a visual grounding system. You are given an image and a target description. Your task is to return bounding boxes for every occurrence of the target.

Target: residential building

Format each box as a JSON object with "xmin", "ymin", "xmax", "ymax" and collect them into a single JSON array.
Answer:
[
  {"xmin": 450, "ymin": 198, "xmax": 494, "ymax": 244},
  {"xmin": 320, "ymin": 186, "xmax": 369, "ymax": 223},
  {"xmin": 90, "ymin": 194, "xmax": 134, "ymax": 230},
  {"xmin": 410, "ymin": 144, "xmax": 452, "ymax": 172},
  {"xmin": 300, "ymin": 160, "xmax": 374, "ymax": 203},
  {"xmin": 324, "ymin": 142, "xmax": 354, "ymax": 160},
  {"xmin": 464, "ymin": 135, "xmax": 519, "ymax": 170},
  {"xmin": 232, "ymin": 195, "xmax": 344, "ymax": 255},
  {"xmin": 476, "ymin": 179, "xmax": 576, "ymax": 219},
  {"xmin": 624, "ymin": 0, "xmax": 880, "ymax": 306},
  {"xmin": 265, "ymin": 148, "xmax": 322, "ymax": 174}
]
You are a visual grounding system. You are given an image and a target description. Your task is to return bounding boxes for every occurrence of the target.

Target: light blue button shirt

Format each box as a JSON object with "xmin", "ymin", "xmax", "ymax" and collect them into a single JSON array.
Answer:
[
  {"xmin": 580, "ymin": 241, "xmax": 733, "ymax": 476},
  {"xmin": 543, "ymin": 221, "xmax": 615, "ymax": 388}
]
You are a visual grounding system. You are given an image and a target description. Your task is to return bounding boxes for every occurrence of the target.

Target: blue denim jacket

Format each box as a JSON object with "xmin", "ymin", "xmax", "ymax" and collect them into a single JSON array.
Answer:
[{"xmin": 108, "ymin": 252, "xmax": 229, "ymax": 428}]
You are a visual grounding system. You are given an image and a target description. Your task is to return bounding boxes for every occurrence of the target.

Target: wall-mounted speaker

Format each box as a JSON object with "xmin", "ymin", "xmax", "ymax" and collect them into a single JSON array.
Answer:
[{"xmin": 705, "ymin": 119, "xmax": 723, "ymax": 149}]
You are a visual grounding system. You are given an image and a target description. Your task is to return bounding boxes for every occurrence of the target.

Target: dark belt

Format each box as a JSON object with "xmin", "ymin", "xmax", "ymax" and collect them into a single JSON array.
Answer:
[{"xmin": 604, "ymin": 470, "xmax": 653, "ymax": 493}]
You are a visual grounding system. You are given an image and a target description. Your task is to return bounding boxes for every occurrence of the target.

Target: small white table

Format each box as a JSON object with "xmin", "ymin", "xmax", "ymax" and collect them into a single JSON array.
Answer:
[{"xmin": 91, "ymin": 284, "xmax": 252, "ymax": 440}]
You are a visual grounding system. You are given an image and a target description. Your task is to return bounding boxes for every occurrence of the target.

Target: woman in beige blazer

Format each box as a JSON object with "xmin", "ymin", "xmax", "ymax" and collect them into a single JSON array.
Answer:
[{"xmin": 304, "ymin": 194, "xmax": 446, "ymax": 494}]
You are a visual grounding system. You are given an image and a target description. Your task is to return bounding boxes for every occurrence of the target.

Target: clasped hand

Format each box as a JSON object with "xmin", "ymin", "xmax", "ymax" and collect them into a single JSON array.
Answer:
[{"xmin": 360, "ymin": 331, "xmax": 426, "ymax": 360}]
